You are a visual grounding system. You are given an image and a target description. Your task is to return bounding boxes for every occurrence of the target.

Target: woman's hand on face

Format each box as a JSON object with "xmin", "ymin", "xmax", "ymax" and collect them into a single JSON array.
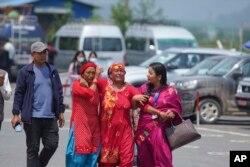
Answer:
[
  {"xmin": 80, "ymin": 78, "xmax": 88, "ymax": 87},
  {"xmin": 133, "ymin": 94, "xmax": 149, "ymax": 105},
  {"xmin": 95, "ymin": 67, "xmax": 103, "ymax": 78}
]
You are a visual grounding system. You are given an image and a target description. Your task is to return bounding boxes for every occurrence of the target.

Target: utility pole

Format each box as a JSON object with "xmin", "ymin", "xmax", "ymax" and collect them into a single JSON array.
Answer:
[
  {"xmin": 239, "ymin": 25, "xmax": 243, "ymax": 52},
  {"xmin": 125, "ymin": 0, "xmax": 129, "ymax": 9}
]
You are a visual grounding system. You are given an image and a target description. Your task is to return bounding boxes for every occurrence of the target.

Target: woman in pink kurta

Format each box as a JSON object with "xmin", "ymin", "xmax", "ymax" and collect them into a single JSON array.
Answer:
[
  {"xmin": 135, "ymin": 62, "xmax": 182, "ymax": 167},
  {"xmin": 97, "ymin": 63, "xmax": 148, "ymax": 167}
]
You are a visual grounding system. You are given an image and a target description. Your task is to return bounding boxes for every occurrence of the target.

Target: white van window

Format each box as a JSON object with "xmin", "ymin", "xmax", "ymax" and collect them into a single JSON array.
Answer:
[
  {"xmin": 83, "ymin": 38, "xmax": 122, "ymax": 51},
  {"xmin": 157, "ymin": 39, "xmax": 197, "ymax": 50},
  {"xmin": 59, "ymin": 37, "xmax": 79, "ymax": 50},
  {"xmin": 126, "ymin": 37, "xmax": 146, "ymax": 51}
]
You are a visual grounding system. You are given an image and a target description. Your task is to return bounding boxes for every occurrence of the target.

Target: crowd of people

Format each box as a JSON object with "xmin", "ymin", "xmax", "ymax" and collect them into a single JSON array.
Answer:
[{"xmin": 1, "ymin": 41, "xmax": 183, "ymax": 167}]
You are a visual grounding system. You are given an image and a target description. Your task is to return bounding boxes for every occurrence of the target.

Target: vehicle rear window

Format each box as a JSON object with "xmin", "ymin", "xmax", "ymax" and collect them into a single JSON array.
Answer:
[
  {"xmin": 207, "ymin": 58, "xmax": 239, "ymax": 76},
  {"xmin": 83, "ymin": 38, "xmax": 122, "ymax": 51},
  {"xmin": 125, "ymin": 37, "xmax": 146, "ymax": 51},
  {"xmin": 187, "ymin": 58, "xmax": 223, "ymax": 75},
  {"xmin": 59, "ymin": 37, "xmax": 79, "ymax": 50}
]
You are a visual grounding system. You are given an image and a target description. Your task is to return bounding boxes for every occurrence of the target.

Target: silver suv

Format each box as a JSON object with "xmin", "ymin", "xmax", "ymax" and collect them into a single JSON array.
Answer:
[{"xmin": 172, "ymin": 55, "xmax": 250, "ymax": 124}]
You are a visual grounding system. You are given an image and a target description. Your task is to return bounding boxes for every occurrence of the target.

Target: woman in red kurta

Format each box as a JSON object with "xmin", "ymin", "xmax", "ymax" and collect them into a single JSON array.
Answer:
[
  {"xmin": 66, "ymin": 62, "xmax": 101, "ymax": 167},
  {"xmin": 97, "ymin": 63, "xmax": 148, "ymax": 167}
]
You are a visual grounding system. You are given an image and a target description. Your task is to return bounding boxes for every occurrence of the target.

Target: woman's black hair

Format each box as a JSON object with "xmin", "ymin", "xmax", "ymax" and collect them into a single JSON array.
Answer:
[
  {"xmin": 71, "ymin": 50, "xmax": 86, "ymax": 74},
  {"xmin": 71, "ymin": 50, "xmax": 86, "ymax": 62},
  {"xmin": 88, "ymin": 51, "xmax": 98, "ymax": 60},
  {"xmin": 146, "ymin": 62, "xmax": 167, "ymax": 94}
]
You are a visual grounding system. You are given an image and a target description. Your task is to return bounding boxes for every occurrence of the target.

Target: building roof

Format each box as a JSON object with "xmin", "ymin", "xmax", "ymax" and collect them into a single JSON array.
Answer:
[
  {"xmin": 0, "ymin": 0, "xmax": 39, "ymax": 7},
  {"xmin": 74, "ymin": 0, "xmax": 99, "ymax": 8},
  {"xmin": 0, "ymin": 0, "xmax": 99, "ymax": 8},
  {"xmin": 34, "ymin": 7, "xmax": 71, "ymax": 14}
]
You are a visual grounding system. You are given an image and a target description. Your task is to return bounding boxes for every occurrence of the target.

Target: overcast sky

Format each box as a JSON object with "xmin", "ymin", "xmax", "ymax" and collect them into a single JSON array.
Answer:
[{"xmin": 94, "ymin": 0, "xmax": 250, "ymax": 24}]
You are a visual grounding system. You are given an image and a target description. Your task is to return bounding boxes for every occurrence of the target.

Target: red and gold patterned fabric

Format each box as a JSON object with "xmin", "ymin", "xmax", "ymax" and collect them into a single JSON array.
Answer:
[
  {"xmin": 97, "ymin": 78, "xmax": 139, "ymax": 167},
  {"xmin": 107, "ymin": 63, "xmax": 125, "ymax": 75}
]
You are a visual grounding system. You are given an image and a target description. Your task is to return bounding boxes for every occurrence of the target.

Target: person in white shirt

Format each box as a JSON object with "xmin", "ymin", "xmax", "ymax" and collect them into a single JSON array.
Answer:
[
  {"xmin": 4, "ymin": 38, "xmax": 16, "ymax": 60},
  {"xmin": 0, "ymin": 69, "xmax": 12, "ymax": 130}
]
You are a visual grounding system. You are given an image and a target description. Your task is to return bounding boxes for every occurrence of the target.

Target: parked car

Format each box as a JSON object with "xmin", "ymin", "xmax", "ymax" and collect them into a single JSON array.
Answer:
[
  {"xmin": 171, "ymin": 55, "xmax": 250, "ymax": 124},
  {"xmin": 125, "ymin": 47, "xmax": 243, "ymax": 85},
  {"xmin": 235, "ymin": 77, "xmax": 250, "ymax": 111}
]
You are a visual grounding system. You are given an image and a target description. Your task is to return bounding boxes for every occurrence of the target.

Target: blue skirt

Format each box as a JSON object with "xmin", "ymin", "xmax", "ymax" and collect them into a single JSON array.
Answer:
[{"xmin": 66, "ymin": 123, "xmax": 100, "ymax": 167}]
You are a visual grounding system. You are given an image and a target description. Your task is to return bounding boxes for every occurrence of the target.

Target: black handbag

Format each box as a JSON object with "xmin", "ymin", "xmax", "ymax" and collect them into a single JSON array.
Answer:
[{"xmin": 165, "ymin": 118, "xmax": 201, "ymax": 150}]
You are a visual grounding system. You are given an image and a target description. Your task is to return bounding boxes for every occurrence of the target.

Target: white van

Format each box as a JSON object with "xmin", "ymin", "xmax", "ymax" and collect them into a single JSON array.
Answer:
[
  {"xmin": 55, "ymin": 22, "xmax": 126, "ymax": 71},
  {"xmin": 125, "ymin": 24, "xmax": 198, "ymax": 65}
]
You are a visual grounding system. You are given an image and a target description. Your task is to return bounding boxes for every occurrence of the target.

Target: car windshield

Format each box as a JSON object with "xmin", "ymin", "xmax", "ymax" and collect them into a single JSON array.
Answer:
[
  {"xmin": 140, "ymin": 52, "xmax": 177, "ymax": 67},
  {"xmin": 207, "ymin": 58, "xmax": 239, "ymax": 76},
  {"xmin": 185, "ymin": 58, "xmax": 223, "ymax": 76}
]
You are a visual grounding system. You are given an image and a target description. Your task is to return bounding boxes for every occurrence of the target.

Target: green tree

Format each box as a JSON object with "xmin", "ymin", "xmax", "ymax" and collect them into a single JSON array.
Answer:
[
  {"xmin": 46, "ymin": 2, "xmax": 72, "ymax": 43},
  {"xmin": 133, "ymin": 0, "xmax": 164, "ymax": 23},
  {"xmin": 90, "ymin": 8, "xmax": 102, "ymax": 22},
  {"xmin": 111, "ymin": 0, "xmax": 132, "ymax": 34}
]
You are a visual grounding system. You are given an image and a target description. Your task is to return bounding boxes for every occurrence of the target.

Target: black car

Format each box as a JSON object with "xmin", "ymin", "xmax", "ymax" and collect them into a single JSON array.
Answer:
[{"xmin": 172, "ymin": 55, "xmax": 250, "ymax": 124}]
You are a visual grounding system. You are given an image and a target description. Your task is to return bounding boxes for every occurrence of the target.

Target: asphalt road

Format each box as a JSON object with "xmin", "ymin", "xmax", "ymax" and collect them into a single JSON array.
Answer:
[{"xmin": 1, "ymin": 82, "xmax": 250, "ymax": 167}]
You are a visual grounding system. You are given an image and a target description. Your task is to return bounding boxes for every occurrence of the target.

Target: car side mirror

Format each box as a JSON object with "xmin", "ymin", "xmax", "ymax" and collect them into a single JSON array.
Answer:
[
  {"xmin": 232, "ymin": 70, "xmax": 243, "ymax": 79},
  {"xmin": 149, "ymin": 44, "xmax": 155, "ymax": 51},
  {"xmin": 166, "ymin": 63, "xmax": 178, "ymax": 70}
]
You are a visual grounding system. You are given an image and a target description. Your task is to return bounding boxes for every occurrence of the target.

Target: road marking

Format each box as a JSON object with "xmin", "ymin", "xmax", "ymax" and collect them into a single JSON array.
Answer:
[
  {"xmin": 201, "ymin": 134, "xmax": 224, "ymax": 137},
  {"xmin": 230, "ymin": 140, "xmax": 250, "ymax": 143},
  {"xmin": 207, "ymin": 152, "xmax": 229, "ymax": 156},
  {"xmin": 197, "ymin": 127, "xmax": 250, "ymax": 137},
  {"xmin": 183, "ymin": 145, "xmax": 200, "ymax": 149}
]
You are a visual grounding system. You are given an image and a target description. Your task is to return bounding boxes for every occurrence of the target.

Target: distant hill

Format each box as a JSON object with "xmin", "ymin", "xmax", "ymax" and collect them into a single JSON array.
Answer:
[{"xmin": 216, "ymin": 4, "xmax": 250, "ymax": 27}]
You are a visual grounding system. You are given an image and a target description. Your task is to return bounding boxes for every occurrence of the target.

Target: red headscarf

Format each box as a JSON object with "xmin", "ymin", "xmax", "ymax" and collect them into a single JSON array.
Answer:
[
  {"xmin": 80, "ymin": 62, "xmax": 97, "ymax": 74},
  {"xmin": 107, "ymin": 63, "xmax": 125, "ymax": 75}
]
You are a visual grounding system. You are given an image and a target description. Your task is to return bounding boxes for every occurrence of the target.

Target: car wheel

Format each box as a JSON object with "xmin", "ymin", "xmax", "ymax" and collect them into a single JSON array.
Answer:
[{"xmin": 199, "ymin": 98, "xmax": 221, "ymax": 124}]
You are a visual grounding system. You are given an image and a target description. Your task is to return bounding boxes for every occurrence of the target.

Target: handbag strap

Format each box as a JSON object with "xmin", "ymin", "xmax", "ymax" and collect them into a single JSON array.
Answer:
[
  {"xmin": 169, "ymin": 113, "xmax": 185, "ymax": 128},
  {"xmin": 153, "ymin": 92, "xmax": 160, "ymax": 106}
]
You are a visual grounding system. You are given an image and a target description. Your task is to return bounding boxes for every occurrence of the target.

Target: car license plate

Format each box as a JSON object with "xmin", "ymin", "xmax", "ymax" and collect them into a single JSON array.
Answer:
[{"xmin": 238, "ymin": 100, "xmax": 247, "ymax": 106}]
